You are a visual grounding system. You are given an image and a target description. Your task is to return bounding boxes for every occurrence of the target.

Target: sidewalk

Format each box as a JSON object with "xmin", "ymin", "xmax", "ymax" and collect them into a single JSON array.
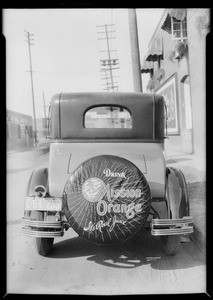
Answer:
[{"xmin": 164, "ymin": 144, "xmax": 206, "ymax": 253}]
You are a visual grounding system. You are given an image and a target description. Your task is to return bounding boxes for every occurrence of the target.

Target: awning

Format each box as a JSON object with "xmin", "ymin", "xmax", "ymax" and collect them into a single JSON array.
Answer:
[
  {"xmin": 161, "ymin": 13, "xmax": 172, "ymax": 34},
  {"xmin": 161, "ymin": 9, "xmax": 187, "ymax": 33},
  {"xmin": 145, "ymin": 38, "xmax": 163, "ymax": 62},
  {"xmin": 141, "ymin": 60, "xmax": 154, "ymax": 74}
]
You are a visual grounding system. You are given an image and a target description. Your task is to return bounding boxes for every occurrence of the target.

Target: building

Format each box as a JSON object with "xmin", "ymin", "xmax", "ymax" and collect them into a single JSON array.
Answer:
[
  {"xmin": 36, "ymin": 117, "xmax": 48, "ymax": 140},
  {"xmin": 7, "ymin": 110, "xmax": 34, "ymax": 151},
  {"xmin": 141, "ymin": 8, "xmax": 209, "ymax": 155}
]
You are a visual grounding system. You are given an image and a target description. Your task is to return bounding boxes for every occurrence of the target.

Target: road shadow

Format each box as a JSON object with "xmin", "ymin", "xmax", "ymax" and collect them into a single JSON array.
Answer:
[{"xmin": 49, "ymin": 229, "xmax": 205, "ymax": 270}]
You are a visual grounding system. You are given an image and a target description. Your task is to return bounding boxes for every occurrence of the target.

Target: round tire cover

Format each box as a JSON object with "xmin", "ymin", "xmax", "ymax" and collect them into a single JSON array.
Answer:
[{"xmin": 63, "ymin": 155, "xmax": 151, "ymax": 244}]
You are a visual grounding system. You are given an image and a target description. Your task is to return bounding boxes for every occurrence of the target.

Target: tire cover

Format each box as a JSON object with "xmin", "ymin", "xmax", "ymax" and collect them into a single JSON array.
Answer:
[{"xmin": 63, "ymin": 155, "xmax": 151, "ymax": 244}]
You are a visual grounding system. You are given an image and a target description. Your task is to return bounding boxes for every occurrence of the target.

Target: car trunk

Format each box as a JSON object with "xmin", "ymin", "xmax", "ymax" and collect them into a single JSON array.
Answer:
[{"xmin": 48, "ymin": 142, "xmax": 166, "ymax": 198}]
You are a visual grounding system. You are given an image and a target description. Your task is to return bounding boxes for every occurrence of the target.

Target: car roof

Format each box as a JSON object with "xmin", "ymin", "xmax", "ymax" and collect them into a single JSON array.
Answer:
[{"xmin": 50, "ymin": 92, "xmax": 165, "ymax": 141}]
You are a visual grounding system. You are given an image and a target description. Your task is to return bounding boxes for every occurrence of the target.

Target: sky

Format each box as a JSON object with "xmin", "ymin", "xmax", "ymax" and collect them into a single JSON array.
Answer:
[{"xmin": 3, "ymin": 8, "xmax": 164, "ymax": 118}]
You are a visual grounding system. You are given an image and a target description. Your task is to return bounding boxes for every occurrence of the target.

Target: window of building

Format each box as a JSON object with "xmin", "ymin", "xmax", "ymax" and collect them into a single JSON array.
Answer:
[
  {"xmin": 84, "ymin": 106, "xmax": 132, "ymax": 129},
  {"xmin": 171, "ymin": 17, "xmax": 187, "ymax": 40}
]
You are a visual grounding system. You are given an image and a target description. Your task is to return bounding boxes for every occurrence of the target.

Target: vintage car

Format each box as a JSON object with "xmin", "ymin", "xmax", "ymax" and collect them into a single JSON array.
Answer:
[{"xmin": 22, "ymin": 92, "xmax": 193, "ymax": 256}]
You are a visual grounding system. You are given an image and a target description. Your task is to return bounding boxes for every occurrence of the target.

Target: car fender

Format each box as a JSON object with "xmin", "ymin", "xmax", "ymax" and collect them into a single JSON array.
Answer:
[
  {"xmin": 166, "ymin": 167, "xmax": 190, "ymax": 219},
  {"xmin": 24, "ymin": 167, "xmax": 49, "ymax": 219},
  {"xmin": 26, "ymin": 167, "xmax": 49, "ymax": 196}
]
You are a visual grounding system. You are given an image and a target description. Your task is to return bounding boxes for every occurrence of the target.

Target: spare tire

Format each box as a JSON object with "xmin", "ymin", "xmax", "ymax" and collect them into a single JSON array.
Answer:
[{"xmin": 62, "ymin": 155, "xmax": 151, "ymax": 244}]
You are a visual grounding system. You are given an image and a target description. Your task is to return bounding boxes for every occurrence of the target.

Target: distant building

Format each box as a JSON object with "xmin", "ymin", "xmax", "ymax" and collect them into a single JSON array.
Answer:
[
  {"xmin": 7, "ymin": 110, "xmax": 34, "ymax": 151},
  {"xmin": 141, "ymin": 8, "xmax": 209, "ymax": 155},
  {"xmin": 36, "ymin": 118, "xmax": 48, "ymax": 140}
]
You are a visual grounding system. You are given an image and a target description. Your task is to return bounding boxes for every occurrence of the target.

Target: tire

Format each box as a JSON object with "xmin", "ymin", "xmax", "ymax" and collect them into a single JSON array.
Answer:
[
  {"xmin": 161, "ymin": 235, "xmax": 181, "ymax": 256},
  {"xmin": 63, "ymin": 155, "xmax": 151, "ymax": 245},
  {"xmin": 34, "ymin": 211, "xmax": 54, "ymax": 256},
  {"xmin": 35, "ymin": 237, "xmax": 54, "ymax": 256},
  {"xmin": 166, "ymin": 167, "xmax": 190, "ymax": 219},
  {"xmin": 161, "ymin": 167, "xmax": 188, "ymax": 256}
]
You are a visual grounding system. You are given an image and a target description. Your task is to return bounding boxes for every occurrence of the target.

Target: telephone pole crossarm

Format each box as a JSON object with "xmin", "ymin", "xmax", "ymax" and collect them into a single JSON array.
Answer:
[{"xmin": 97, "ymin": 23, "xmax": 120, "ymax": 92}]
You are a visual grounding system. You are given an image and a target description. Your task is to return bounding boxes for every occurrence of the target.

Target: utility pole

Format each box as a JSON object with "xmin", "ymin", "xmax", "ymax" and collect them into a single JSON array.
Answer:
[
  {"xmin": 128, "ymin": 9, "xmax": 143, "ymax": 92},
  {"xmin": 25, "ymin": 30, "xmax": 37, "ymax": 145},
  {"xmin": 42, "ymin": 92, "xmax": 48, "ymax": 136},
  {"xmin": 42, "ymin": 92, "xmax": 47, "ymax": 121},
  {"xmin": 97, "ymin": 24, "xmax": 119, "ymax": 92}
]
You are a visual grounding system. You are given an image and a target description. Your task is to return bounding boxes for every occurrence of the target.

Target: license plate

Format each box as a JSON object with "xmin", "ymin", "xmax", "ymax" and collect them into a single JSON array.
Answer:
[{"xmin": 25, "ymin": 197, "xmax": 62, "ymax": 211}]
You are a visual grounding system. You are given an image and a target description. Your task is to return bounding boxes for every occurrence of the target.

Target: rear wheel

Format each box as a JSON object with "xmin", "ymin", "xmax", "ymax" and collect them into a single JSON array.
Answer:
[
  {"xmin": 35, "ymin": 237, "xmax": 54, "ymax": 256},
  {"xmin": 161, "ymin": 235, "xmax": 181, "ymax": 256},
  {"xmin": 161, "ymin": 167, "xmax": 188, "ymax": 256}
]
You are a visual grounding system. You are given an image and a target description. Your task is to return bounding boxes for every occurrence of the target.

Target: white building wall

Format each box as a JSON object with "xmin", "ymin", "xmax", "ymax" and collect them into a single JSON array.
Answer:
[{"xmin": 187, "ymin": 9, "xmax": 209, "ymax": 156}]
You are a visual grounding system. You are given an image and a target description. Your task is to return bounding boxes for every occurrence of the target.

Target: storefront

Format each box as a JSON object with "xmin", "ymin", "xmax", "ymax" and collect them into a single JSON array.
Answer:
[{"xmin": 141, "ymin": 8, "xmax": 209, "ymax": 155}]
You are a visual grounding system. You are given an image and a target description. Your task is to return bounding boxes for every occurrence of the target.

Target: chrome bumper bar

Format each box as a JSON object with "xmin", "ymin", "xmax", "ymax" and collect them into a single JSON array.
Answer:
[
  {"xmin": 151, "ymin": 216, "xmax": 193, "ymax": 236},
  {"xmin": 22, "ymin": 217, "xmax": 64, "ymax": 238}
]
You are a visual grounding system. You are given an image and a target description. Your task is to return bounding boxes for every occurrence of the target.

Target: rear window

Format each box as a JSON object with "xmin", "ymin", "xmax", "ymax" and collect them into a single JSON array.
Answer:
[{"xmin": 84, "ymin": 106, "xmax": 132, "ymax": 129}]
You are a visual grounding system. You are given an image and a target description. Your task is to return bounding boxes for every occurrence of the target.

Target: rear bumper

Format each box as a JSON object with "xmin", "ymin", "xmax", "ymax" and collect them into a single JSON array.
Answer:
[
  {"xmin": 151, "ymin": 216, "xmax": 193, "ymax": 236},
  {"xmin": 22, "ymin": 217, "xmax": 64, "ymax": 238},
  {"xmin": 22, "ymin": 216, "xmax": 194, "ymax": 238}
]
